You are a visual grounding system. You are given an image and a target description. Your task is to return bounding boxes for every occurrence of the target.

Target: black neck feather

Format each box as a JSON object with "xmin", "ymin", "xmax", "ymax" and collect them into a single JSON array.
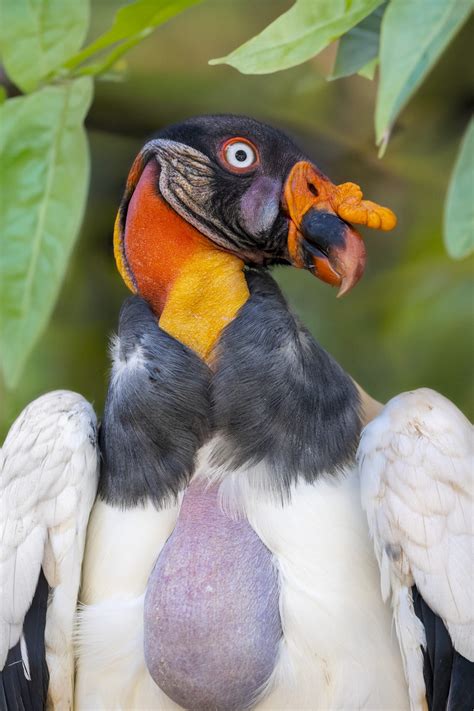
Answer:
[
  {"xmin": 210, "ymin": 270, "xmax": 362, "ymax": 495},
  {"xmin": 99, "ymin": 271, "xmax": 361, "ymax": 508}
]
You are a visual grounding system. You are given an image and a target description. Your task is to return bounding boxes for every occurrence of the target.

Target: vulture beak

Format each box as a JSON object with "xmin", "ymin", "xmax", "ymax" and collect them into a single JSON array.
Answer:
[{"xmin": 283, "ymin": 161, "xmax": 397, "ymax": 296}]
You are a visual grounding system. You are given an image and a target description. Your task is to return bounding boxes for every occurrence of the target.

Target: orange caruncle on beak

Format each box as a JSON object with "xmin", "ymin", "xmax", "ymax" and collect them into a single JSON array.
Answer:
[{"xmin": 284, "ymin": 161, "xmax": 397, "ymax": 296}]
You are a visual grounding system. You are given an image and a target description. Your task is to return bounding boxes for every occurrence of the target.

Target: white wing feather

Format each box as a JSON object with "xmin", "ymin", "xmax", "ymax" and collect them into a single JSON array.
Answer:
[
  {"xmin": 0, "ymin": 390, "xmax": 99, "ymax": 705},
  {"xmin": 358, "ymin": 388, "xmax": 473, "ymax": 709}
]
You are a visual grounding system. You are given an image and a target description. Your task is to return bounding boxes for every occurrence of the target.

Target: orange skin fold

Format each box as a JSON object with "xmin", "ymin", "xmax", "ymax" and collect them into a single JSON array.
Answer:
[
  {"xmin": 283, "ymin": 161, "xmax": 397, "ymax": 232},
  {"xmin": 283, "ymin": 161, "xmax": 397, "ymax": 295}
]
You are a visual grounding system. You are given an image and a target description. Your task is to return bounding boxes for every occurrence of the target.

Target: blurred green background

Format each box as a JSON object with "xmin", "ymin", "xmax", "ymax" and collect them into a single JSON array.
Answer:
[{"xmin": 1, "ymin": 0, "xmax": 473, "ymax": 436}]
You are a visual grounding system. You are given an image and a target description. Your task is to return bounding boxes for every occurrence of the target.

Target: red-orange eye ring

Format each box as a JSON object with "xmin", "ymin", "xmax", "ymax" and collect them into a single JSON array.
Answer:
[{"xmin": 219, "ymin": 137, "xmax": 260, "ymax": 173}]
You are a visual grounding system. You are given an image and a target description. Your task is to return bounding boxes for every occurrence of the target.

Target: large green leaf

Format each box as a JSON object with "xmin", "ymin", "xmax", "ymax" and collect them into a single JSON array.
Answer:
[
  {"xmin": 0, "ymin": 0, "xmax": 90, "ymax": 92},
  {"xmin": 210, "ymin": 0, "xmax": 383, "ymax": 75},
  {"xmin": 64, "ymin": 0, "xmax": 202, "ymax": 74},
  {"xmin": 375, "ymin": 0, "xmax": 472, "ymax": 150},
  {"xmin": 0, "ymin": 77, "xmax": 93, "ymax": 387},
  {"xmin": 331, "ymin": 3, "xmax": 386, "ymax": 80},
  {"xmin": 444, "ymin": 119, "xmax": 474, "ymax": 259}
]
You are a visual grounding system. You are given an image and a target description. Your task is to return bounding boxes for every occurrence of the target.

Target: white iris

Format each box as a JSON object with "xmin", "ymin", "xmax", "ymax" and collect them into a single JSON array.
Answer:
[{"xmin": 225, "ymin": 141, "xmax": 257, "ymax": 168}]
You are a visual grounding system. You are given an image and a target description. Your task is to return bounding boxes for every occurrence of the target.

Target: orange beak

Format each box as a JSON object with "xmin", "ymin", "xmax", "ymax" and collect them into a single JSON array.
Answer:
[{"xmin": 283, "ymin": 161, "xmax": 397, "ymax": 296}]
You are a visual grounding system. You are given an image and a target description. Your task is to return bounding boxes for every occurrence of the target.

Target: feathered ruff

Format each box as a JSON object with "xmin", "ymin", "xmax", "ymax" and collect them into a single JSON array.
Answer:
[{"xmin": 99, "ymin": 296, "xmax": 212, "ymax": 508}]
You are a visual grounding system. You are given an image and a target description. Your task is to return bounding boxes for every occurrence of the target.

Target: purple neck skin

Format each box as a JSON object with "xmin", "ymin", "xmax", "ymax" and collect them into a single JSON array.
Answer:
[{"xmin": 144, "ymin": 480, "xmax": 282, "ymax": 711}]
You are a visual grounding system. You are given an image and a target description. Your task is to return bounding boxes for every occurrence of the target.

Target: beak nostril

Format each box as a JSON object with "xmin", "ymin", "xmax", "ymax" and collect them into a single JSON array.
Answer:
[{"xmin": 308, "ymin": 182, "xmax": 319, "ymax": 197}]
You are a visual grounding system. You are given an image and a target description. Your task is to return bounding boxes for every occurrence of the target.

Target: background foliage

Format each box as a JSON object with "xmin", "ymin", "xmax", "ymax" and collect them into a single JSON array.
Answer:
[{"xmin": 0, "ymin": 0, "xmax": 473, "ymax": 438}]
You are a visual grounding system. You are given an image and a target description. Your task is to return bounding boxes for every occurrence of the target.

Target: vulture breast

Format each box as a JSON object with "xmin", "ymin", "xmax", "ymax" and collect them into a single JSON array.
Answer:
[{"xmin": 144, "ymin": 479, "xmax": 282, "ymax": 710}]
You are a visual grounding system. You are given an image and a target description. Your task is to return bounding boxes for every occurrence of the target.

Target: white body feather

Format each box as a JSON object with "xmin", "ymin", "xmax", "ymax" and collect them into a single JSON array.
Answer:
[
  {"xmin": 7, "ymin": 386, "xmax": 468, "ymax": 710},
  {"xmin": 358, "ymin": 388, "xmax": 474, "ymax": 711},
  {"xmin": 0, "ymin": 390, "xmax": 99, "ymax": 709},
  {"xmin": 75, "ymin": 440, "xmax": 408, "ymax": 710}
]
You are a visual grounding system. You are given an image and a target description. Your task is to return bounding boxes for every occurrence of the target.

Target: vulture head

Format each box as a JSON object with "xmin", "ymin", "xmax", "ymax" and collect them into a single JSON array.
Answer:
[{"xmin": 114, "ymin": 114, "xmax": 396, "ymax": 297}]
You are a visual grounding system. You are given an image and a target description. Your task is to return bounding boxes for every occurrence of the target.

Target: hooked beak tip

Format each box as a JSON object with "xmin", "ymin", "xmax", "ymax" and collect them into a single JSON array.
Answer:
[
  {"xmin": 296, "ymin": 208, "xmax": 366, "ymax": 295},
  {"xmin": 337, "ymin": 275, "xmax": 355, "ymax": 298}
]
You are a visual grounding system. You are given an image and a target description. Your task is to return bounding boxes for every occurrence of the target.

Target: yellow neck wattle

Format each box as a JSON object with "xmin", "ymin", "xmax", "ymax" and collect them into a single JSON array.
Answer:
[{"xmin": 158, "ymin": 250, "xmax": 249, "ymax": 363}]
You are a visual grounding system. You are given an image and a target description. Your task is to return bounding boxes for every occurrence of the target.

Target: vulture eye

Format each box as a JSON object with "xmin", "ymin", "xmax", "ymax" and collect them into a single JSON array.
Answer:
[{"xmin": 221, "ymin": 138, "xmax": 259, "ymax": 172}]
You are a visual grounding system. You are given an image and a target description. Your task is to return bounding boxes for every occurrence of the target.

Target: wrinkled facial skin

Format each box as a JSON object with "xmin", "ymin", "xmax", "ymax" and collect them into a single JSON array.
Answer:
[{"xmin": 148, "ymin": 115, "xmax": 302, "ymax": 264}]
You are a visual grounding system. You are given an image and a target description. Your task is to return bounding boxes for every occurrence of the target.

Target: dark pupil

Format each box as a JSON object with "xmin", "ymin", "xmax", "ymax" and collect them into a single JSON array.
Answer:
[{"xmin": 235, "ymin": 149, "xmax": 248, "ymax": 162}]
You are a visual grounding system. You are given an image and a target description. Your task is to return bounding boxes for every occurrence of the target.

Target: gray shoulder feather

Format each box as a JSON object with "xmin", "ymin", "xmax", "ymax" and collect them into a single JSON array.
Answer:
[{"xmin": 99, "ymin": 296, "xmax": 212, "ymax": 508}]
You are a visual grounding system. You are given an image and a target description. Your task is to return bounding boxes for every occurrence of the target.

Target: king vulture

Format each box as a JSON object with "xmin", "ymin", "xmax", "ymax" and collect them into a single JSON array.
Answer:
[{"xmin": 0, "ymin": 115, "xmax": 472, "ymax": 711}]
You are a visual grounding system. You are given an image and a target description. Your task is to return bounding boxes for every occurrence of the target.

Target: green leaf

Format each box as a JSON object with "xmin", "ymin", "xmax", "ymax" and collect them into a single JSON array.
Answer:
[
  {"xmin": 358, "ymin": 57, "xmax": 378, "ymax": 79},
  {"xmin": 64, "ymin": 0, "xmax": 202, "ymax": 74},
  {"xmin": 376, "ymin": 0, "xmax": 472, "ymax": 150},
  {"xmin": 331, "ymin": 3, "xmax": 386, "ymax": 80},
  {"xmin": 0, "ymin": 77, "xmax": 93, "ymax": 387},
  {"xmin": 444, "ymin": 119, "xmax": 474, "ymax": 259},
  {"xmin": 210, "ymin": 0, "xmax": 383, "ymax": 75},
  {"xmin": 74, "ymin": 35, "xmax": 146, "ymax": 79},
  {"xmin": 0, "ymin": 0, "xmax": 90, "ymax": 92}
]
